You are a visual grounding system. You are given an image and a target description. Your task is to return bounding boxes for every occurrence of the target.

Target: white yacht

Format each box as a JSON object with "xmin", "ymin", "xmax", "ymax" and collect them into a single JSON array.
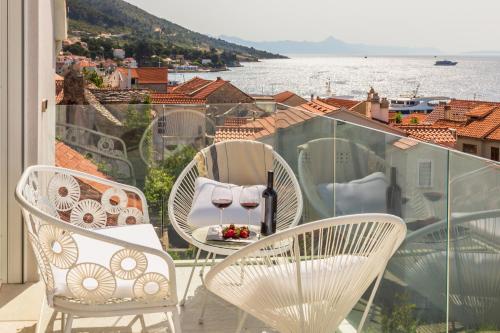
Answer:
[{"xmin": 389, "ymin": 96, "xmax": 450, "ymax": 114}]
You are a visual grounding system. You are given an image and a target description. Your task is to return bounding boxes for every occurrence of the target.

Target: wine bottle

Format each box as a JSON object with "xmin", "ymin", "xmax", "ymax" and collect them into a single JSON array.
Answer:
[
  {"xmin": 261, "ymin": 171, "xmax": 278, "ymax": 236},
  {"xmin": 386, "ymin": 167, "xmax": 402, "ymax": 217}
]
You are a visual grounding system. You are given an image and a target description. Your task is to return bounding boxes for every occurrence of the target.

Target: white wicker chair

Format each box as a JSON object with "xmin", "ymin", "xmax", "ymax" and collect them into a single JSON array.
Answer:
[
  {"xmin": 168, "ymin": 140, "xmax": 303, "ymax": 310},
  {"xmin": 388, "ymin": 209, "xmax": 500, "ymax": 328},
  {"xmin": 205, "ymin": 213, "xmax": 407, "ymax": 333},
  {"xmin": 15, "ymin": 165, "xmax": 181, "ymax": 333},
  {"xmin": 298, "ymin": 138, "xmax": 432, "ymax": 221}
]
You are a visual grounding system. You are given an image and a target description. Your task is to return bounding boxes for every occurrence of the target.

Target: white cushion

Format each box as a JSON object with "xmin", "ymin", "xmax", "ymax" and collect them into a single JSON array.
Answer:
[
  {"xmin": 229, "ymin": 255, "xmax": 368, "ymax": 308},
  {"xmin": 317, "ymin": 172, "xmax": 388, "ymax": 215},
  {"xmin": 53, "ymin": 224, "xmax": 170, "ymax": 300},
  {"xmin": 187, "ymin": 177, "xmax": 265, "ymax": 228}
]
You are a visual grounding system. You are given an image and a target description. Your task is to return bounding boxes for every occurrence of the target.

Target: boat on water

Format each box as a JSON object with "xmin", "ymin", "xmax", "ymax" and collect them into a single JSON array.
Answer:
[
  {"xmin": 435, "ymin": 60, "xmax": 458, "ymax": 66},
  {"xmin": 389, "ymin": 96, "xmax": 450, "ymax": 114}
]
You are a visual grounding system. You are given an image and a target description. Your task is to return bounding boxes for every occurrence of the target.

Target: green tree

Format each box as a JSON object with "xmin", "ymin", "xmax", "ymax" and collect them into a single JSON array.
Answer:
[
  {"xmin": 144, "ymin": 146, "xmax": 197, "ymax": 213},
  {"xmin": 159, "ymin": 145, "xmax": 197, "ymax": 179},
  {"xmin": 63, "ymin": 42, "xmax": 89, "ymax": 56},
  {"xmin": 83, "ymin": 68, "xmax": 103, "ymax": 87},
  {"xmin": 409, "ymin": 116, "xmax": 419, "ymax": 124},
  {"xmin": 122, "ymin": 104, "xmax": 152, "ymax": 148},
  {"xmin": 144, "ymin": 167, "xmax": 173, "ymax": 213},
  {"xmin": 395, "ymin": 112, "xmax": 403, "ymax": 124},
  {"xmin": 381, "ymin": 293, "xmax": 418, "ymax": 333}
]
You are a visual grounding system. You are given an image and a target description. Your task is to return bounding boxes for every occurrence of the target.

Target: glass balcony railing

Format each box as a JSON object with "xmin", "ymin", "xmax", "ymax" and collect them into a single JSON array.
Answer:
[{"xmin": 55, "ymin": 101, "xmax": 500, "ymax": 332}]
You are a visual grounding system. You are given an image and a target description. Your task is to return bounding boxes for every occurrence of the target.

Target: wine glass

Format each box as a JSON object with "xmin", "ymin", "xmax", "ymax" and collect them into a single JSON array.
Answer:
[
  {"xmin": 239, "ymin": 186, "xmax": 261, "ymax": 234},
  {"xmin": 211, "ymin": 185, "xmax": 233, "ymax": 230}
]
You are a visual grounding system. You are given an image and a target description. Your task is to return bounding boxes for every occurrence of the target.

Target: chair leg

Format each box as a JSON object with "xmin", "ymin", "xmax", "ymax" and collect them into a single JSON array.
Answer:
[
  {"xmin": 235, "ymin": 311, "xmax": 248, "ymax": 333},
  {"xmin": 180, "ymin": 248, "xmax": 201, "ymax": 306},
  {"xmin": 199, "ymin": 252, "xmax": 216, "ymax": 324},
  {"xmin": 64, "ymin": 314, "xmax": 73, "ymax": 333},
  {"xmin": 60, "ymin": 312, "xmax": 65, "ymax": 332},
  {"xmin": 167, "ymin": 309, "xmax": 182, "ymax": 333},
  {"xmin": 35, "ymin": 297, "xmax": 46, "ymax": 333},
  {"xmin": 199, "ymin": 251, "xmax": 212, "ymax": 283},
  {"xmin": 357, "ymin": 270, "xmax": 385, "ymax": 333},
  {"xmin": 139, "ymin": 314, "xmax": 147, "ymax": 331}
]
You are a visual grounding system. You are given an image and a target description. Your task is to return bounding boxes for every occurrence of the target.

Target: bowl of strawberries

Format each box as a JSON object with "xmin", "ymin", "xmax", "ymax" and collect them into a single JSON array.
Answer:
[{"xmin": 222, "ymin": 224, "xmax": 250, "ymax": 239}]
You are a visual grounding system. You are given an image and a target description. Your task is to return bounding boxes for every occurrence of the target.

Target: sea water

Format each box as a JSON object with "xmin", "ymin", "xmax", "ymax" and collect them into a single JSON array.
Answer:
[{"xmin": 169, "ymin": 55, "xmax": 500, "ymax": 101}]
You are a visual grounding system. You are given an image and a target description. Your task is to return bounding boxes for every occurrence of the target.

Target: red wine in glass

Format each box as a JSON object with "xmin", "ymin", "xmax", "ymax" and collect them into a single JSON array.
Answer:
[
  {"xmin": 240, "ymin": 187, "xmax": 261, "ymax": 238},
  {"xmin": 241, "ymin": 202, "xmax": 259, "ymax": 209},
  {"xmin": 211, "ymin": 186, "xmax": 233, "ymax": 229},
  {"xmin": 212, "ymin": 199, "xmax": 233, "ymax": 209}
]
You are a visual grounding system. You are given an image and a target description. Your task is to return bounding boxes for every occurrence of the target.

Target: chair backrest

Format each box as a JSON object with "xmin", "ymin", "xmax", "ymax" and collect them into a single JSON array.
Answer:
[
  {"xmin": 139, "ymin": 109, "xmax": 216, "ymax": 166},
  {"xmin": 15, "ymin": 165, "xmax": 177, "ymax": 306},
  {"xmin": 168, "ymin": 140, "xmax": 303, "ymax": 245},
  {"xmin": 205, "ymin": 213, "xmax": 406, "ymax": 333},
  {"xmin": 389, "ymin": 209, "xmax": 500, "ymax": 327},
  {"xmin": 298, "ymin": 137, "xmax": 432, "ymax": 221}
]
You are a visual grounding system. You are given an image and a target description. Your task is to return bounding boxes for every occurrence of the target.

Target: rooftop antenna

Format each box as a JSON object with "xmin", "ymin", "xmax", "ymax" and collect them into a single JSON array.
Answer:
[
  {"xmin": 413, "ymin": 83, "xmax": 421, "ymax": 98},
  {"xmin": 325, "ymin": 78, "xmax": 332, "ymax": 97}
]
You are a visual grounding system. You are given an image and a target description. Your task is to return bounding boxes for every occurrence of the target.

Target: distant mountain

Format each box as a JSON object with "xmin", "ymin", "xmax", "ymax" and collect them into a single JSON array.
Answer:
[
  {"xmin": 461, "ymin": 50, "xmax": 500, "ymax": 56},
  {"xmin": 66, "ymin": 0, "xmax": 286, "ymax": 61},
  {"xmin": 220, "ymin": 35, "xmax": 440, "ymax": 56}
]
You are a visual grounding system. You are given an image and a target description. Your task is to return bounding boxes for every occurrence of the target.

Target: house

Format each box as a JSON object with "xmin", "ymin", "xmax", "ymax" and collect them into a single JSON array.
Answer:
[
  {"xmin": 113, "ymin": 48, "xmax": 126, "ymax": 59},
  {"xmin": 98, "ymin": 59, "xmax": 118, "ymax": 75},
  {"xmin": 456, "ymin": 105, "xmax": 500, "ymax": 160},
  {"xmin": 75, "ymin": 59, "xmax": 98, "ymax": 73},
  {"xmin": 201, "ymin": 59, "xmax": 212, "ymax": 65},
  {"xmin": 425, "ymin": 99, "xmax": 500, "ymax": 160},
  {"xmin": 170, "ymin": 77, "xmax": 254, "ymax": 104},
  {"xmin": 109, "ymin": 67, "xmax": 169, "ymax": 92},
  {"xmin": 274, "ymin": 91, "xmax": 308, "ymax": 107},
  {"xmin": 122, "ymin": 57, "xmax": 138, "ymax": 68}
]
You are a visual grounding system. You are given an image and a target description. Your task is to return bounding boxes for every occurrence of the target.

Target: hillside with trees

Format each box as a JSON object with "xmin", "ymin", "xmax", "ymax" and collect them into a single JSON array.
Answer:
[{"xmin": 66, "ymin": 0, "xmax": 286, "ymax": 67}]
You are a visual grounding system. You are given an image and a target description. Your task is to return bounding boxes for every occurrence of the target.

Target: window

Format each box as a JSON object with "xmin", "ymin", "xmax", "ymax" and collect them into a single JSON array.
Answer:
[
  {"xmin": 417, "ymin": 159, "xmax": 433, "ymax": 188},
  {"xmin": 463, "ymin": 143, "xmax": 478, "ymax": 155},
  {"xmin": 491, "ymin": 147, "xmax": 499, "ymax": 161}
]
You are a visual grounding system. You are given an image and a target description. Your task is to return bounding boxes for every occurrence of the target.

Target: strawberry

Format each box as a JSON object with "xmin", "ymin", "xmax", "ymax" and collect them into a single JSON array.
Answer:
[
  {"xmin": 240, "ymin": 229, "xmax": 249, "ymax": 238},
  {"xmin": 229, "ymin": 224, "xmax": 235, "ymax": 230},
  {"xmin": 224, "ymin": 228, "xmax": 235, "ymax": 239}
]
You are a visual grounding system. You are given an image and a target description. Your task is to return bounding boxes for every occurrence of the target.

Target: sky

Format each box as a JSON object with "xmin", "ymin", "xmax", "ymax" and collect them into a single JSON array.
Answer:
[{"xmin": 124, "ymin": 0, "xmax": 500, "ymax": 54}]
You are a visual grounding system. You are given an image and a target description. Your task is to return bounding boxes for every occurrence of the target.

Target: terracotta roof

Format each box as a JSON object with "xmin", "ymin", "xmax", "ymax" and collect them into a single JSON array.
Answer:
[
  {"xmin": 55, "ymin": 141, "xmax": 143, "ymax": 217},
  {"xmin": 116, "ymin": 67, "xmax": 168, "ymax": 84},
  {"xmin": 190, "ymin": 79, "xmax": 228, "ymax": 99},
  {"xmin": 214, "ymin": 126, "xmax": 261, "ymax": 142},
  {"xmin": 458, "ymin": 107, "xmax": 500, "ymax": 139},
  {"xmin": 486, "ymin": 126, "xmax": 500, "ymax": 141},
  {"xmin": 150, "ymin": 93, "xmax": 206, "ymax": 104},
  {"xmin": 320, "ymin": 97, "xmax": 360, "ymax": 110},
  {"xmin": 223, "ymin": 117, "xmax": 250, "ymax": 127},
  {"xmin": 299, "ymin": 99, "xmax": 339, "ymax": 115},
  {"xmin": 432, "ymin": 119, "xmax": 465, "ymax": 128},
  {"xmin": 172, "ymin": 77, "xmax": 211, "ymax": 94},
  {"xmin": 117, "ymin": 67, "xmax": 138, "ymax": 79},
  {"xmin": 136, "ymin": 68, "xmax": 168, "ymax": 84},
  {"xmin": 55, "ymin": 141, "xmax": 110, "ymax": 193},
  {"xmin": 216, "ymin": 105, "xmax": 320, "ymax": 141},
  {"xmin": 397, "ymin": 125, "xmax": 457, "ymax": 147},
  {"xmin": 465, "ymin": 104, "xmax": 496, "ymax": 118},
  {"xmin": 274, "ymin": 91, "xmax": 297, "ymax": 103},
  {"xmin": 426, "ymin": 99, "xmax": 500, "ymax": 124}
]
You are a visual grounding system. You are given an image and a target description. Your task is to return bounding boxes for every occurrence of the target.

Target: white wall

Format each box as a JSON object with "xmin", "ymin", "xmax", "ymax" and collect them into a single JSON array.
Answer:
[{"xmin": 0, "ymin": 0, "xmax": 60, "ymax": 283}]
